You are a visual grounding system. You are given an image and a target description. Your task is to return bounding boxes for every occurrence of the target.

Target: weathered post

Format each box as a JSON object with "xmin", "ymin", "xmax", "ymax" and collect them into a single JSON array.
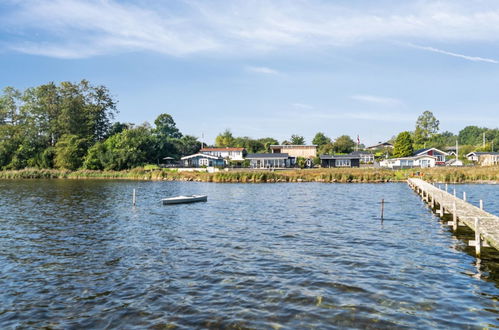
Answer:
[
  {"xmin": 445, "ymin": 184, "xmax": 448, "ymax": 192},
  {"xmin": 452, "ymin": 202, "xmax": 457, "ymax": 231},
  {"xmin": 431, "ymin": 193, "xmax": 435, "ymax": 208},
  {"xmin": 439, "ymin": 202, "xmax": 444, "ymax": 218},
  {"xmin": 453, "ymin": 188, "xmax": 456, "ymax": 197},
  {"xmin": 133, "ymin": 189, "xmax": 136, "ymax": 206},
  {"xmin": 380, "ymin": 199, "xmax": 384, "ymax": 221},
  {"xmin": 475, "ymin": 218, "xmax": 481, "ymax": 257},
  {"xmin": 480, "ymin": 200, "xmax": 483, "ymax": 210},
  {"xmin": 463, "ymin": 191, "xmax": 467, "ymax": 202}
]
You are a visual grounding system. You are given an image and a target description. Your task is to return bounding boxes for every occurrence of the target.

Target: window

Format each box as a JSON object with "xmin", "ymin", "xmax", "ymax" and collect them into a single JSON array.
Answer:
[{"xmin": 336, "ymin": 159, "xmax": 351, "ymax": 167}]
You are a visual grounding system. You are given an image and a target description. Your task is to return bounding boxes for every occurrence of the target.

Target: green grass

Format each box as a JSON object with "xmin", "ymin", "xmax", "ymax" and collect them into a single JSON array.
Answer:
[{"xmin": 1, "ymin": 166, "xmax": 498, "ymax": 183}]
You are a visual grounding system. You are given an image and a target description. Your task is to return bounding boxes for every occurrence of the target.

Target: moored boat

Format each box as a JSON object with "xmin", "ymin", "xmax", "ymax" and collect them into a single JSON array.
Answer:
[{"xmin": 162, "ymin": 195, "xmax": 207, "ymax": 205}]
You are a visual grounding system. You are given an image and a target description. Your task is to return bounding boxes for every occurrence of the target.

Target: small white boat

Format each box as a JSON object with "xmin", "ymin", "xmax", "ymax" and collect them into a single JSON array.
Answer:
[{"xmin": 162, "ymin": 195, "xmax": 208, "ymax": 205}]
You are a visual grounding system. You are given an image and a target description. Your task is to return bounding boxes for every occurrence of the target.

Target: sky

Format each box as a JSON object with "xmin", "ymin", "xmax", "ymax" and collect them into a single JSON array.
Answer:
[{"xmin": 1, "ymin": 0, "xmax": 499, "ymax": 146}]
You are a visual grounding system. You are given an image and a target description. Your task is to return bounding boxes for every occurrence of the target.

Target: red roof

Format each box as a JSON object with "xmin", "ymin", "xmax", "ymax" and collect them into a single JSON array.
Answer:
[{"xmin": 201, "ymin": 147, "xmax": 245, "ymax": 152}]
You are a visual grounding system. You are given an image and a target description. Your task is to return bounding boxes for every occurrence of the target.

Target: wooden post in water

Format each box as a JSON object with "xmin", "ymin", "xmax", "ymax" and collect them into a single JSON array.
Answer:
[
  {"xmin": 475, "ymin": 218, "xmax": 481, "ymax": 257},
  {"xmin": 480, "ymin": 200, "xmax": 484, "ymax": 210},
  {"xmin": 453, "ymin": 188, "xmax": 456, "ymax": 196},
  {"xmin": 133, "ymin": 189, "xmax": 136, "ymax": 206},
  {"xmin": 452, "ymin": 202, "xmax": 457, "ymax": 231},
  {"xmin": 445, "ymin": 184, "xmax": 448, "ymax": 192},
  {"xmin": 380, "ymin": 199, "xmax": 384, "ymax": 221},
  {"xmin": 439, "ymin": 202, "xmax": 444, "ymax": 218},
  {"xmin": 463, "ymin": 191, "xmax": 467, "ymax": 202},
  {"xmin": 431, "ymin": 193, "xmax": 435, "ymax": 208}
]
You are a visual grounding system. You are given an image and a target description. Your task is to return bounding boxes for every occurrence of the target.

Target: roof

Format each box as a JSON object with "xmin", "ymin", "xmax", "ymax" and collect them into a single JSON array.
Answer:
[
  {"xmin": 270, "ymin": 145, "xmax": 317, "ymax": 148},
  {"xmin": 466, "ymin": 151, "xmax": 499, "ymax": 156},
  {"xmin": 181, "ymin": 153, "xmax": 223, "ymax": 160},
  {"xmin": 246, "ymin": 153, "xmax": 290, "ymax": 159},
  {"xmin": 349, "ymin": 151, "xmax": 374, "ymax": 156},
  {"xmin": 200, "ymin": 147, "xmax": 245, "ymax": 152},
  {"xmin": 386, "ymin": 155, "xmax": 437, "ymax": 161},
  {"xmin": 367, "ymin": 142, "xmax": 393, "ymax": 149},
  {"xmin": 413, "ymin": 148, "xmax": 449, "ymax": 156},
  {"xmin": 320, "ymin": 154, "xmax": 361, "ymax": 160}
]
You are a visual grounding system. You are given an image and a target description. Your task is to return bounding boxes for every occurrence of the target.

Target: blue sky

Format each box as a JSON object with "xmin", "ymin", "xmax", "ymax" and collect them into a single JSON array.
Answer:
[{"xmin": 1, "ymin": 0, "xmax": 499, "ymax": 146}]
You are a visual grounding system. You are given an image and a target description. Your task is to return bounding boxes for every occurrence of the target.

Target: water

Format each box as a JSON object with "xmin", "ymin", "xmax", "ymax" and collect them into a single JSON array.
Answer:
[{"xmin": 0, "ymin": 180, "xmax": 498, "ymax": 328}]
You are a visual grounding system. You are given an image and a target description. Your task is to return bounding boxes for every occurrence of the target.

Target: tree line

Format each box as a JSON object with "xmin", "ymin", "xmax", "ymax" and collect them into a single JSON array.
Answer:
[
  {"xmin": 393, "ymin": 111, "xmax": 499, "ymax": 158},
  {"xmin": 0, "ymin": 81, "xmax": 201, "ymax": 170}
]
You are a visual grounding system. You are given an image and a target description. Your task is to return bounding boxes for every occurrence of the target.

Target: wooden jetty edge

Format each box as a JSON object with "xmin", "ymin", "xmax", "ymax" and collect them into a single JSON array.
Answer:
[{"xmin": 408, "ymin": 178, "xmax": 499, "ymax": 257}]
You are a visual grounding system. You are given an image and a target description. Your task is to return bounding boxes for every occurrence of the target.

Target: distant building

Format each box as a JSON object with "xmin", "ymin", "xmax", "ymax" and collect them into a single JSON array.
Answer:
[
  {"xmin": 181, "ymin": 153, "xmax": 225, "ymax": 167},
  {"xmin": 413, "ymin": 148, "xmax": 448, "ymax": 165},
  {"xmin": 446, "ymin": 158, "xmax": 463, "ymax": 167},
  {"xmin": 467, "ymin": 152, "xmax": 499, "ymax": 166},
  {"xmin": 466, "ymin": 152, "xmax": 499, "ymax": 164},
  {"xmin": 349, "ymin": 151, "xmax": 375, "ymax": 164},
  {"xmin": 380, "ymin": 155, "xmax": 436, "ymax": 169},
  {"xmin": 320, "ymin": 155, "xmax": 360, "ymax": 168},
  {"xmin": 200, "ymin": 147, "xmax": 246, "ymax": 161},
  {"xmin": 270, "ymin": 145, "xmax": 317, "ymax": 159},
  {"xmin": 366, "ymin": 142, "xmax": 393, "ymax": 150},
  {"xmin": 246, "ymin": 153, "xmax": 292, "ymax": 168}
]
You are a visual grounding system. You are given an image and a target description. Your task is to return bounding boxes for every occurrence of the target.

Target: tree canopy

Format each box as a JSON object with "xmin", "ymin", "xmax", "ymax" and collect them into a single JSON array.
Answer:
[{"xmin": 393, "ymin": 131, "xmax": 414, "ymax": 157}]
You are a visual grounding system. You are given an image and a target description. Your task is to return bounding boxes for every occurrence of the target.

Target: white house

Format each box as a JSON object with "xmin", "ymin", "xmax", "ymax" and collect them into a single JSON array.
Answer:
[
  {"xmin": 380, "ymin": 155, "xmax": 437, "ymax": 169},
  {"xmin": 200, "ymin": 147, "xmax": 246, "ymax": 161},
  {"xmin": 413, "ymin": 148, "xmax": 448, "ymax": 165},
  {"xmin": 181, "ymin": 153, "xmax": 225, "ymax": 168}
]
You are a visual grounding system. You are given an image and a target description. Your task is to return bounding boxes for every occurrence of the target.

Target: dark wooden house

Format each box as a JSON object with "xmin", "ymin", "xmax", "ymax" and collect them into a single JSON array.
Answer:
[{"xmin": 320, "ymin": 155, "xmax": 360, "ymax": 168}]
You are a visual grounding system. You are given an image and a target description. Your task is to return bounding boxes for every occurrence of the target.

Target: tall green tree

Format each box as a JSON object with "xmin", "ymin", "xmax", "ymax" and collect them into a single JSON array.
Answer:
[
  {"xmin": 54, "ymin": 134, "xmax": 87, "ymax": 170},
  {"xmin": 290, "ymin": 134, "xmax": 305, "ymax": 145},
  {"xmin": 333, "ymin": 135, "xmax": 355, "ymax": 153},
  {"xmin": 154, "ymin": 113, "xmax": 182, "ymax": 139},
  {"xmin": 414, "ymin": 111, "xmax": 439, "ymax": 146},
  {"xmin": 215, "ymin": 129, "xmax": 235, "ymax": 147},
  {"xmin": 312, "ymin": 132, "xmax": 331, "ymax": 146},
  {"xmin": 393, "ymin": 131, "xmax": 414, "ymax": 157}
]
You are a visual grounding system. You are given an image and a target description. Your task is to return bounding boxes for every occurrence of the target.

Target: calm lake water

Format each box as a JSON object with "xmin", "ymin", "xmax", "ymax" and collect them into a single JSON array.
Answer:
[{"xmin": 0, "ymin": 180, "xmax": 498, "ymax": 328}]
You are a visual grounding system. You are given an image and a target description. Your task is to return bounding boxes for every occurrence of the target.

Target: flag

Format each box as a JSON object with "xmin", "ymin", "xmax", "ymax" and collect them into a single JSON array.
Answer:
[{"xmin": 357, "ymin": 135, "xmax": 360, "ymax": 145}]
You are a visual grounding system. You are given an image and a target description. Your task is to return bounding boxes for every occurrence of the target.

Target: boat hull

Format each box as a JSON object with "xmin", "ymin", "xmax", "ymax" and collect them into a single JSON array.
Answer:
[{"xmin": 162, "ymin": 195, "xmax": 208, "ymax": 205}]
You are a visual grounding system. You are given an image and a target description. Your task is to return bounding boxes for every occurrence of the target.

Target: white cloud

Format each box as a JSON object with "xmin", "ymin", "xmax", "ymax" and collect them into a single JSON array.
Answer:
[
  {"xmin": 3, "ymin": 0, "xmax": 499, "ymax": 58},
  {"xmin": 291, "ymin": 103, "xmax": 313, "ymax": 110},
  {"xmin": 351, "ymin": 95, "xmax": 403, "ymax": 106},
  {"xmin": 246, "ymin": 66, "xmax": 279, "ymax": 74},
  {"xmin": 408, "ymin": 44, "xmax": 498, "ymax": 64}
]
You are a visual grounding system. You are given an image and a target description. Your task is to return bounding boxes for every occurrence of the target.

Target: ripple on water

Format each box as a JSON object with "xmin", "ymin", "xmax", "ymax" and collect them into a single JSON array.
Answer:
[{"xmin": 0, "ymin": 180, "xmax": 498, "ymax": 328}]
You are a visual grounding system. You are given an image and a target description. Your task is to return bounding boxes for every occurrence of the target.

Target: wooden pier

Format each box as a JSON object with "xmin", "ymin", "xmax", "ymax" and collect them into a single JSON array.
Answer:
[{"xmin": 408, "ymin": 178, "xmax": 499, "ymax": 256}]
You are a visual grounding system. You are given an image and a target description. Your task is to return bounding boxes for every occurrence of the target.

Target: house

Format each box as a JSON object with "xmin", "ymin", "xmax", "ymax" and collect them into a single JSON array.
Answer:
[
  {"xmin": 200, "ymin": 147, "xmax": 246, "ymax": 161},
  {"xmin": 349, "ymin": 151, "xmax": 375, "ymax": 164},
  {"xmin": 467, "ymin": 152, "xmax": 499, "ymax": 165},
  {"xmin": 380, "ymin": 155, "xmax": 436, "ymax": 169},
  {"xmin": 181, "ymin": 153, "xmax": 225, "ymax": 168},
  {"xmin": 245, "ymin": 153, "xmax": 293, "ymax": 168},
  {"xmin": 466, "ymin": 152, "xmax": 499, "ymax": 164},
  {"xmin": 366, "ymin": 142, "xmax": 393, "ymax": 150},
  {"xmin": 413, "ymin": 148, "xmax": 448, "ymax": 165},
  {"xmin": 270, "ymin": 145, "xmax": 317, "ymax": 159},
  {"xmin": 320, "ymin": 155, "xmax": 360, "ymax": 168}
]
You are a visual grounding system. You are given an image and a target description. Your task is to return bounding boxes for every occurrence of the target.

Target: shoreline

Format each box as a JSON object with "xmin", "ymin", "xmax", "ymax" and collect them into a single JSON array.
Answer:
[{"xmin": 0, "ymin": 167, "xmax": 498, "ymax": 184}]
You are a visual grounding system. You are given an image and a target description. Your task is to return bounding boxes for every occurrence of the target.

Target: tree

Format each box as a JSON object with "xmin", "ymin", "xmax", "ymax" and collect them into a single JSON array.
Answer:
[
  {"xmin": 154, "ymin": 113, "xmax": 182, "ymax": 139},
  {"xmin": 414, "ymin": 111, "xmax": 439, "ymax": 146},
  {"xmin": 54, "ymin": 134, "xmax": 87, "ymax": 170},
  {"xmin": 333, "ymin": 135, "xmax": 355, "ymax": 153},
  {"xmin": 393, "ymin": 131, "xmax": 414, "ymax": 157},
  {"xmin": 215, "ymin": 129, "xmax": 235, "ymax": 147},
  {"xmin": 458, "ymin": 126, "xmax": 486, "ymax": 146},
  {"xmin": 290, "ymin": 134, "xmax": 305, "ymax": 145},
  {"xmin": 312, "ymin": 132, "xmax": 331, "ymax": 146}
]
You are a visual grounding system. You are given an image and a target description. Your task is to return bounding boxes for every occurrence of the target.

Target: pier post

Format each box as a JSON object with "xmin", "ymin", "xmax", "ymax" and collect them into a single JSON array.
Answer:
[
  {"xmin": 445, "ymin": 184, "xmax": 448, "ymax": 192},
  {"xmin": 453, "ymin": 188, "xmax": 456, "ymax": 197},
  {"xmin": 133, "ymin": 189, "xmax": 136, "ymax": 206},
  {"xmin": 380, "ymin": 199, "xmax": 384, "ymax": 221},
  {"xmin": 480, "ymin": 200, "xmax": 483, "ymax": 210},
  {"xmin": 439, "ymin": 203, "xmax": 444, "ymax": 218},
  {"xmin": 431, "ymin": 194, "xmax": 435, "ymax": 208},
  {"xmin": 463, "ymin": 191, "xmax": 467, "ymax": 202},
  {"xmin": 475, "ymin": 218, "xmax": 481, "ymax": 257},
  {"xmin": 452, "ymin": 202, "xmax": 457, "ymax": 231}
]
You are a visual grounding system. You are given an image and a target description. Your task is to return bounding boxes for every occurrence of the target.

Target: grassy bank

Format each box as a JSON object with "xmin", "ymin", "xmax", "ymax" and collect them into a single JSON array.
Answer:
[{"xmin": 1, "ymin": 166, "xmax": 498, "ymax": 183}]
